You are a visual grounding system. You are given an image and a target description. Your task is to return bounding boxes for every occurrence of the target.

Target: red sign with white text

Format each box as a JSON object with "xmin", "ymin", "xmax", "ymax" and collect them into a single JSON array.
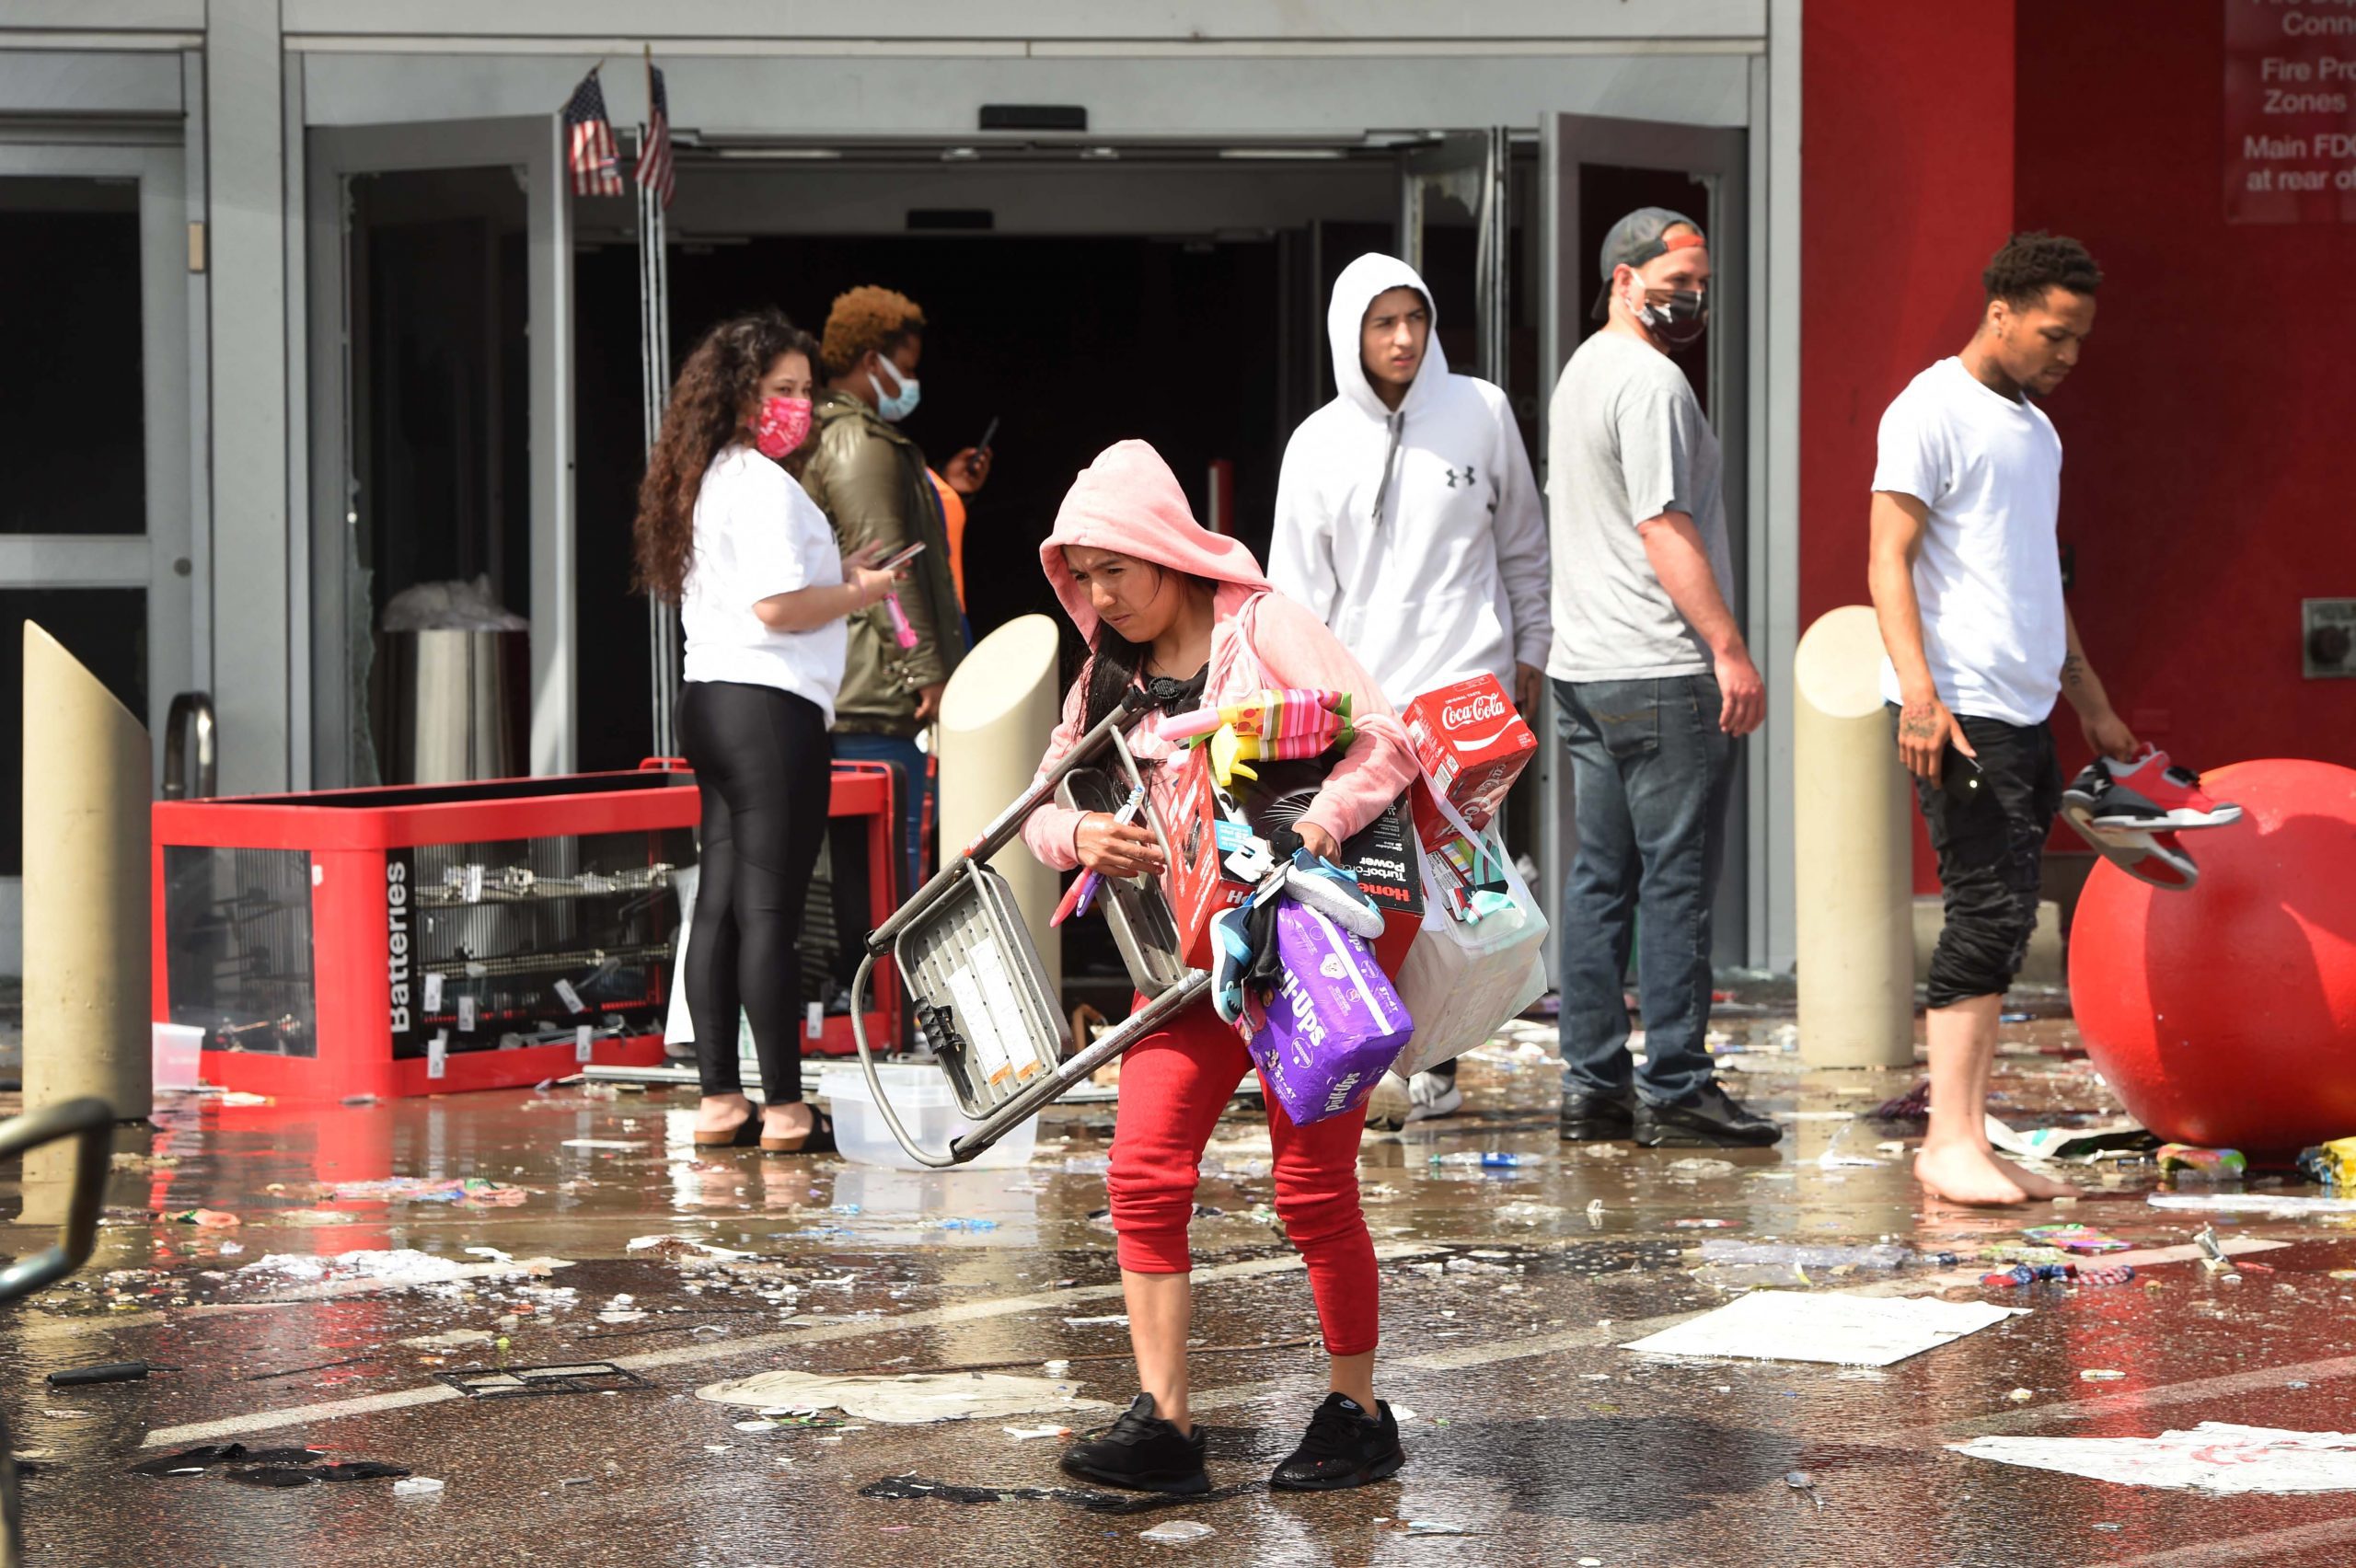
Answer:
[{"xmin": 2224, "ymin": 0, "xmax": 2356, "ymax": 223}]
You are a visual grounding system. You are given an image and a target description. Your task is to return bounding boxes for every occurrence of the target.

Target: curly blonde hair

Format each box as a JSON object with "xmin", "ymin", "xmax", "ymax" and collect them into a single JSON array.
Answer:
[{"xmin": 820, "ymin": 285, "xmax": 927, "ymax": 380}]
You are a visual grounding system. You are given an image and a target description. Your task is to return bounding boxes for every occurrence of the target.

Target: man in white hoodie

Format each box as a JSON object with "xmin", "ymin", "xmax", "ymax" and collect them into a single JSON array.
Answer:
[{"xmin": 1269, "ymin": 252, "xmax": 1550, "ymax": 1123}]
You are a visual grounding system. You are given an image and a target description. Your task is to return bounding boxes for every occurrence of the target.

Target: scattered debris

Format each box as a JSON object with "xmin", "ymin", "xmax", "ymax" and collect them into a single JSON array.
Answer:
[
  {"xmin": 624, "ymin": 1235, "xmax": 756, "ymax": 1262},
  {"xmin": 2157, "ymin": 1144, "xmax": 2246, "ymax": 1176},
  {"xmin": 1623, "ymin": 1290, "xmax": 2025, "ymax": 1366},
  {"xmin": 173, "ymin": 1209, "xmax": 240, "ymax": 1229},
  {"xmin": 320, "ymin": 1177, "xmax": 531, "ymax": 1207},
  {"xmin": 2022, "ymin": 1224, "xmax": 2130, "ymax": 1256},
  {"xmin": 699, "ymin": 1369, "xmax": 1109, "ymax": 1425},
  {"xmin": 391, "ymin": 1476, "xmax": 445, "ymax": 1497},
  {"xmin": 2298, "ymin": 1136, "xmax": 2356, "ymax": 1188},
  {"xmin": 1138, "ymin": 1520, "xmax": 1216, "ymax": 1545},
  {"xmin": 435, "ymin": 1364, "xmax": 649, "ymax": 1398},
  {"xmin": 397, "ymin": 1330, "xmax": 496, "ymax": 1351},
  {"xmin": 1003, "ymin": 1425, "xmax": 1069, "ymax": 1441},
  {"xmin": 1953, "ymin": 1424, "xmax": 2356, "ymax": 1494},
  {"xmin": 2081, "ymin": 1369, "xmax": 2127, "ymax": 1381},
  {"xmin": 47, "ymin": 1361, "xmax": 164, "ymax": 1388},
  {"xmin": 2151, "ymin": 1193, "xmax": 2356, "ymax": 1218}
]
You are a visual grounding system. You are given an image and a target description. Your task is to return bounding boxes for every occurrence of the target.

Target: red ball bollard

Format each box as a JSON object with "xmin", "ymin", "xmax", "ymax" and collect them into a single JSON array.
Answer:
[{"xmin": 2070, "ymin": 758, "xmax": 2356, "ymax": 1153}]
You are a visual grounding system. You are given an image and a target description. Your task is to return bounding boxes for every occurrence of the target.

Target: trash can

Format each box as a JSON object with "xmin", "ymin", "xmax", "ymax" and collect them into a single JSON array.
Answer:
[{"xmin": 380, "ymin": 628, "xmax": 529, "ymax": 783}]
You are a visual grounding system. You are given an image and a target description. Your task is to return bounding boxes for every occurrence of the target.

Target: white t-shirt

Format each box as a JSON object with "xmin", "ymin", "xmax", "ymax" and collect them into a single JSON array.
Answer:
[
  {"xmin": 682, "ymin": 444, "xmax": 847, "ymax": 722},
  {"xmin": 1874, "ymin": 358, "xmax": 2066, "ymax": 727}
]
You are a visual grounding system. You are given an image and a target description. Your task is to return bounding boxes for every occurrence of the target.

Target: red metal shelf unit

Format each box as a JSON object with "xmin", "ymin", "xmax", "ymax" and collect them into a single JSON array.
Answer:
[{"xmin": 151, "ymin": 763, "xmax": 900, "ymax": 1101}]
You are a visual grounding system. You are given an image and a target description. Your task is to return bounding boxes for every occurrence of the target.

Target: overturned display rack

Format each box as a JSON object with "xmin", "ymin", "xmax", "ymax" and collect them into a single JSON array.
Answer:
[{"xmin": 849, "ymin": 690, "xmax": 1212, "ymax": 1168}]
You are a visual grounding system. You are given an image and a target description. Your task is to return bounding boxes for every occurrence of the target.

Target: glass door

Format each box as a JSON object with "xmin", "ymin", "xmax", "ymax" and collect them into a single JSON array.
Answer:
[
  {"xmin": 1537, "ymin": 113, "xmax": 1751, "ymax": 968},
  {"xmin": 1398, "ymin": 129, "xmax": 1512, "ymax": 386},
  {"xmin": 306, "ymin": 117, "xmax": 573, "ymax": 788},
  {"xmin": 0, "ymin": 144, "xmax": 193, "ymax": 964}
]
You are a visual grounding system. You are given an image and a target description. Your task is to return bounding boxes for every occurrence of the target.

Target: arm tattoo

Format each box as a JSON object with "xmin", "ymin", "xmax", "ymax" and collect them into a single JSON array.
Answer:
[
  {"xmin": 1899, "ymin": 703, "xmax": 1942, "ymax": 740},
  {"xmin": 2062, "ymin": 653, "xmax": 2087, "ymax": 688}
]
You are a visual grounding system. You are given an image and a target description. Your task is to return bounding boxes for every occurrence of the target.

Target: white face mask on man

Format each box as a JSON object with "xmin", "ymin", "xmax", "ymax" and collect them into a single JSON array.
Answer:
[{"xmin": 869, "ymin": 354, "xmax": 922, "ymax": 422}]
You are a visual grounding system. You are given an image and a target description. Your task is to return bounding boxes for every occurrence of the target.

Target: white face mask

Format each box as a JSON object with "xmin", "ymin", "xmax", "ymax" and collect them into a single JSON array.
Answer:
[{"xmin": 869, "ymin": 355, "xmax": 921, "ymax": 422}]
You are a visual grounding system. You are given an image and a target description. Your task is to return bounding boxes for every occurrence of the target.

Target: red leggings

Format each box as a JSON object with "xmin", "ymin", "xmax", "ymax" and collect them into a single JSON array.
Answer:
[{"xmin": 1107, "ymin": 998, "xmax": 1380, "ymax": 1356}]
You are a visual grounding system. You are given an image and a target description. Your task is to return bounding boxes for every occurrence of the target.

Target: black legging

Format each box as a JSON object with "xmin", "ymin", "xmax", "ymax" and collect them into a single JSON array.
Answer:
[{"xmin": 678, "ymin": 680, "xmax": 832, "ymax": 1103}]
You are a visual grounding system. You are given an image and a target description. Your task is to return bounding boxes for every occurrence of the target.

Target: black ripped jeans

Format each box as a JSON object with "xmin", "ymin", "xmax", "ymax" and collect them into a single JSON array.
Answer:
[{"xmin": 1892, "ymin": 707, "xmax": 2062, "ymax": 1009}]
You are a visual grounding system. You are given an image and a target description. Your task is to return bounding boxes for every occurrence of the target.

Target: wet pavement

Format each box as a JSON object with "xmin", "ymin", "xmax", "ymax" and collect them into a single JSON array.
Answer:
[{"xmin": 8, "ymin": 989, "xmax": 2356, "ymax": 1566}]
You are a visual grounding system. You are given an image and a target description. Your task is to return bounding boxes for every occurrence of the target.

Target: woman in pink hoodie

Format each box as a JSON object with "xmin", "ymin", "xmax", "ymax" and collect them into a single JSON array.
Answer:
[{"xmin": 1023, "ymin": 441, "xmax": 1417, "ymax": 1497}]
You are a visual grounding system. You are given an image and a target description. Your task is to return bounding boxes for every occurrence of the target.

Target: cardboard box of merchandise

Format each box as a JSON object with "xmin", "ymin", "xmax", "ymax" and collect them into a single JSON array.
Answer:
[
  {"xmin": 1401, "ymin": 673, "xmax": 1537, "ymax": 850},
  {"xmin": 1162, "ymin": 748, "xmax": 1422, "ymax": 976}
]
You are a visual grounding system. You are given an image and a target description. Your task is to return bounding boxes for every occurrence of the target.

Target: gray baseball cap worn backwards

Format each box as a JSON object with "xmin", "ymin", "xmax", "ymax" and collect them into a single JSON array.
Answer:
[{"xmin": 1591, "ymin": 206, "xmax": 1706, "ymax": 320}]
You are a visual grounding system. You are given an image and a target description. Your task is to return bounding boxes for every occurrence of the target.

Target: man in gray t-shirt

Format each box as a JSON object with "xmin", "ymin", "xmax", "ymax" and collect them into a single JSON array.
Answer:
[{"xmin": 1544, "ymin": 207, "xmax": 1775, "ymax": 1150}]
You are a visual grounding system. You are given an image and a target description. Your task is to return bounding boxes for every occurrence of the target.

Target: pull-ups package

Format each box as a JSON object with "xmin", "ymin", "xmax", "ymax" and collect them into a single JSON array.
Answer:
[{"xmin": 1243, "ymin": 898, "xmax": 1415, "ymax": 1125}]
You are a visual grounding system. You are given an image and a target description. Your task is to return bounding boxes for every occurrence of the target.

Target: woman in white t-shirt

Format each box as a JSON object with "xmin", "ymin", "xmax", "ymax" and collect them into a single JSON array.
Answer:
[{"xmin": 634, "ymin": 311, "xmax": 900, "ymax": 1153}]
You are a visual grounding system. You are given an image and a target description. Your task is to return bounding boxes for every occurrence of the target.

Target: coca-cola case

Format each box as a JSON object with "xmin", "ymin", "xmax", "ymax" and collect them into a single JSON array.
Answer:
[
  {"xmin": 1163, "ymin": 749, "xmax": 1422, "ymax": 977},
  {"xmin": 1402, "ymin": 674, "xmax": 1538, "ymax": 850}
]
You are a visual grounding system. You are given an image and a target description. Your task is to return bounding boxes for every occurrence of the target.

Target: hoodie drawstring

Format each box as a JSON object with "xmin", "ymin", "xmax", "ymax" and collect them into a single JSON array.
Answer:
[{"xmin": 1369, "ymin": 409, "xmax": 1405, "ymax": 530}]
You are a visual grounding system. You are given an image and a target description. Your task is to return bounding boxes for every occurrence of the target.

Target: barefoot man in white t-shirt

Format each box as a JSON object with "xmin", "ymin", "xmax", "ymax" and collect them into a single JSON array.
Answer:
[{"xmin": 1867, "ymin": 232, "xmax": 2142, "ymax": 1207}]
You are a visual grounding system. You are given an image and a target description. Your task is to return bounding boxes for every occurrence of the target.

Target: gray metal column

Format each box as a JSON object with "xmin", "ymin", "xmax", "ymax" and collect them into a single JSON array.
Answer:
[{"xmin": 205, "ymin": 0, "xmax": 293, "ymax": 793}]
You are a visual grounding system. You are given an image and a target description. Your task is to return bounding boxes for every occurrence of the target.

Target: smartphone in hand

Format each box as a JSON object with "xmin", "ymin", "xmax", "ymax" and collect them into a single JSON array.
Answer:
[
  {"xmin": 877, "ymin": 540, "xmax": 928, "ymax": 572},
  {"xmin": 976, "ymin": 416, "xmax": 999, "ymax": 454},
  {"xmin": 1940, "ymin": 745, "xmax": 1987, "ymax": 806}
]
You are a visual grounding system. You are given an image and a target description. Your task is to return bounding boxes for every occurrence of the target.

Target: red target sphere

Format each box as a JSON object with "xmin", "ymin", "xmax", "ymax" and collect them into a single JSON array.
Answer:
[{"xmin": 2069, "ymin": 758, "xmax": 2356, "ymax": 1153}]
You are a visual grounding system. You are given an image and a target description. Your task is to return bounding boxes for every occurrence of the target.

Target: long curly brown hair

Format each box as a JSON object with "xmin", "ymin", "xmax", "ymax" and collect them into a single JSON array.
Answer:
[{"xmin": 633, "ymin": 309, "xmax": 820, "ymax": 603}]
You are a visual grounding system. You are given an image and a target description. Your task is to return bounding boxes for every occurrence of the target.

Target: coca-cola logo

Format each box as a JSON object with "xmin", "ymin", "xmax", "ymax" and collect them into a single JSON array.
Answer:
[{"xmin": 1440, "ymin": 693, "xmax": 1507, "ymax": 730}]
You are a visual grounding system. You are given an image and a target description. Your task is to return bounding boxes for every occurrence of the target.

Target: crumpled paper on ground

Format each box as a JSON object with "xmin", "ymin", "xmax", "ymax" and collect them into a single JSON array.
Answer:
[
  {"xmin": 695, "ymin": 1368, "xmax": 1111, "ymax": 1425},
  {"xmin": 1953, "ymin": 1424, "xmax": 2356, "ymax": 1494}
]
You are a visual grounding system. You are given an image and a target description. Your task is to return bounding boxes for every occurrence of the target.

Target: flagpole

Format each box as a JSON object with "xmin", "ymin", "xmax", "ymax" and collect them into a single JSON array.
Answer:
[{"xmin": 638, "ymin": 98, "xmax": 679, "ymax": 760}]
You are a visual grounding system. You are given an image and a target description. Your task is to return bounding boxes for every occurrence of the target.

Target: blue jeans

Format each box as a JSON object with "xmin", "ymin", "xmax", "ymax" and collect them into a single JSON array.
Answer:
[
  {"xmin": 829, "ymin": 732, "xmax": 930, "ymax": 901},
  {"xmin": 1553, "ymin": 674, "xmax": 1735, "ymax": 1104}
]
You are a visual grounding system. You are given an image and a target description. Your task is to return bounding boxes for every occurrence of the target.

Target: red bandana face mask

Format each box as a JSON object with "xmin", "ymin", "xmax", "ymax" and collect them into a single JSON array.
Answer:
[{"xmin": 754, "ymin": 396, "xmax": 813, "ymax": 459}]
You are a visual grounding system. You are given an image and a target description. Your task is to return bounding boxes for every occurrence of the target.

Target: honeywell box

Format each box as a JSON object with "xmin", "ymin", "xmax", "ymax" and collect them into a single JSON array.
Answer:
[
  {"xmin": 1163, "ymin": 749, "xmax": 1422, "ymax": 977},
  {"xmin": 1401, "ymin": 674, "xmax": 1538, "ymax": 850}
]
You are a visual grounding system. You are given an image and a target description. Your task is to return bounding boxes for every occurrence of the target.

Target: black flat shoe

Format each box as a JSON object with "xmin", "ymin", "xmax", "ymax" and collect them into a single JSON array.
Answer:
[
  {"xmin": 1059, "ymin": 1394, "xmax": 1209, "ymax": 1495},
  {"xmin": 1269, "ymin": 1392, "xmax": 1403, "ymax": 1492},
  {"xmin": 692, "ymin": 1112, "xmax": 762, "ymax": 1148},
  {"xmin": 1559, "ymin": 1087, "xmax": 1635, "ymax": 1142},
  {"xmin": 760, "ymin": 1106, "xmax": 837, "ymax": 1156},
  {"xmin": 1634, "ymin": 1083, "xmax": 1782, "ymax": 1147}
]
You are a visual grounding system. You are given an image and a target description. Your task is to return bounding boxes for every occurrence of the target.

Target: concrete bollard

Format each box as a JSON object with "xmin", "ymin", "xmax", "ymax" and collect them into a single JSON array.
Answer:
[
  {"xmin": 938, "ymin": 616, "xmax": 1063, "ymax": 1009},
  {"xmin": 22, "ymin": 622, "xmax": 151, "ymax": 1125},
  {"xmin": 1792, "ymin": 605, "xmax": 1914, "ymax": 1066}
]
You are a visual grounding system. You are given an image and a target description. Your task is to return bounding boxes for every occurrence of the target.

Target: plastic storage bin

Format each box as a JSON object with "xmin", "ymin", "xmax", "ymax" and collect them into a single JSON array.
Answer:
[
  {"xmin": 153, "ymin": 1022, "xmax": 205, "ymax": 1092},
  {"xmin": 818, "ymin": 1062, "xmax": 1038, "ymax": 1170}
]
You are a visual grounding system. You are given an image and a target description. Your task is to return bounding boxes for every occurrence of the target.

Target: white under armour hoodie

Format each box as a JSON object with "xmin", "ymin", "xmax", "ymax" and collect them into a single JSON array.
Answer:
[{"xmin": 1267, "ymin": 252, "xmax": 1551, "ymax": 705}]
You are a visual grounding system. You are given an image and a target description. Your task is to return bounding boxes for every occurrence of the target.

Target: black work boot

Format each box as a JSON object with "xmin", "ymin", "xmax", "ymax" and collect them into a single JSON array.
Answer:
[
  {"xmin": 1059, "ymin": 1393, "xmax": 1209, "ymax": 1494},
  {"xmin": 1634, "ymin": 1082, "xmax": 1783, "ymax": 1148},
  {"xmin": 1560, "ymin": 1087, "xmax": 1636, "ymax": 1142},
  {"xmin": 1270, "ymin": 1392, "xmax": 1404, "ymax": 1492}
]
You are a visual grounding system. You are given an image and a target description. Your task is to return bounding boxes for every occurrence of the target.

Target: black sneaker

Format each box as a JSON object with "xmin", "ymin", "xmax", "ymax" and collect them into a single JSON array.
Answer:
[
  {"xmin": 1634, "ymin": 1083, "xmax": 1783, "ymax": 1147},
  {"xmin": 1058, "ymin": 1393, "xmax": 1209, "ymax": 1495},
  {"xmin": 1560, "ymin": 1087, "xmax": 1635, "ymax": 1142},
  {"xmin": 1269, "ymin": 1393, "xmax": 1404, "ymax": 1492}
]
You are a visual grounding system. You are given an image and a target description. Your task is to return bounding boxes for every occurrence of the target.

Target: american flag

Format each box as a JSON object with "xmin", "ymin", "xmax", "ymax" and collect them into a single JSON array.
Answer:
[
  {"xmin": 634, "ymin": 62, "xmax": 676, "ymax": 209},
  {"xmin": 562, "ymin": 68, "xmax": 625, "ymax": 198}
]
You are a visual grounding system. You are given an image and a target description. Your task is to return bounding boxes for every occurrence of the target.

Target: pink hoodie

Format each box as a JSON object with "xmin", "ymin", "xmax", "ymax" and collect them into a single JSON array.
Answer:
[{"xmin": 1022, "ymin": 441, "xmax": 1417, "ymax": 872}]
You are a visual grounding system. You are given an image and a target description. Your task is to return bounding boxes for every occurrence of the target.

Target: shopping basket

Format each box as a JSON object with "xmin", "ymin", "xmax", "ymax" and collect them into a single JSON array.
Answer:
[{"xmin": 847, "ymin": 689, "xmax": 1211, "ymax": 1167}]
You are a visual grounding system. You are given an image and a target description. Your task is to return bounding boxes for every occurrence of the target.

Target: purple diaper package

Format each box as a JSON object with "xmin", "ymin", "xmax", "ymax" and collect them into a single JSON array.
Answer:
[{"xmin": 1244, "ymin": 898, "xmax": 1415, "ymax": 1125}]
